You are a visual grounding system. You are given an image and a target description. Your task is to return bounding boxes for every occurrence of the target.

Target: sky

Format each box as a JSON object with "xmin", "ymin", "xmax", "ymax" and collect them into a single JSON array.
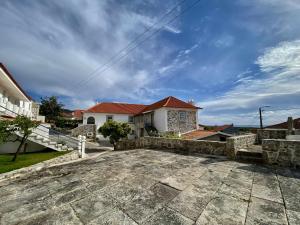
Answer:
[{"xmin": 0, "ymin": 0, "xmax": 300, "ymax": 125}]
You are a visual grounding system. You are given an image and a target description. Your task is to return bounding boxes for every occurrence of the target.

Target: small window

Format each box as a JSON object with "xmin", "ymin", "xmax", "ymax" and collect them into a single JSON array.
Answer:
[
  {"xmin": 179, "ymin": 111, "xmax": 186, "ymax": 122},
  {"xmin": 87, "ymin": 116, "xmax": 95, "ymax": 124},
  {"xmin": 106, "ymin": 115, "xmax": 113, "ymax": 122},
  {"xmin": 128, "ymin": 116, "xmax": 134, "ymax": 123}
]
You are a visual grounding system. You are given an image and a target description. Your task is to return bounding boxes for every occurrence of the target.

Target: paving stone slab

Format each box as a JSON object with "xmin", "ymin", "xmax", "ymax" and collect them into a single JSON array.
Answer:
[
  {"xmin": 122, "ymin": 183, "xmax": 180, "ymax": 223},
  {"xmin": 278, "ymin": 176, "xmax": 300, "ymax": 212},
  {"xmin": 71, "ymin": 193, "xmax": 119, "ymax": 224},
  {"xmin": 196, "ymin": 194, "xmax": 248, "ymax": 225},
  {"xmin": 160, "ymin": 167, "xmax": 207, "ymax": 190},
  {"xmin": 245, "ymin": 197, "xmax": 288, "ymax": 225},
  {"xmin": 168, "ymin": 187, "xmax": 215, "ymax": 221},
  {"xmin": 287, "ymin": 209, "xmax": 300, "ymax": 225},
  {"xmin": 252, "ymin": 172, "xmax": 283, "ymax": 203},
  {"xmin": 0, "ymin": 201, "xmax": 50, "ymax": 225},
  {"xmin": 143, "ymin": 207, "xmax": 194, "ymax": 225},
  {"xmin": 9, "ymin": 205, "xmax": 82, "ymax": 225},
  {"xmin": 87, "ymin": 208, "xmax": 138, "ymax": 225},
  {"xmin": 168, "ymin": 171, "xmax": 224, "ymax": 221}
]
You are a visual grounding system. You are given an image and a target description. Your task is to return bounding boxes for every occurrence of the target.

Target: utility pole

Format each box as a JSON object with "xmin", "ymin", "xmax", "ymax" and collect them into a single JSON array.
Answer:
[{"xmin": 259, "ymin": 106, "xmax": 270, "ymax": 129}]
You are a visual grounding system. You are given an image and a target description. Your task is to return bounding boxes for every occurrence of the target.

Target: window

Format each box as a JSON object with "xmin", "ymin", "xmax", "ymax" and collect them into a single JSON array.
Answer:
[
  {"xmin": 179, "ymin": 111, "xmax": 186, "ymax": 122},
  {"xmin": 128, "ymin": 116, "xmax": 134, "ymax": 123},
  {"xmin": 87, "ymin": 116, "xmax": 95, "ymax": 124},
  {"xmin": 106, "ymin": 115, "xmax": 113, "ymax": 122}
]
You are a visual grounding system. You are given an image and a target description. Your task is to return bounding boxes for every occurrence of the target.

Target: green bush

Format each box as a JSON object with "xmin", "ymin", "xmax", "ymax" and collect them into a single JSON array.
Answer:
[{"xmin": 98, "ymin": 120, "xmax": 131, "ymax": 148}]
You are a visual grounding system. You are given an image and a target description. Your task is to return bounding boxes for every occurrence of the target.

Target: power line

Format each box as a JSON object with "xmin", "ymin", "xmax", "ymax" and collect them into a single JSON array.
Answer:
[
  {"xmin": 73, "ymin": 0, "xmax": 202, "ymax": 89},
  {"xmin": 72, "ymin": 0, "xmax": 187, "ymax": 89},
  {"xmin": 264, "ymin": 107, "xmax": 300, "ymax": 112}
]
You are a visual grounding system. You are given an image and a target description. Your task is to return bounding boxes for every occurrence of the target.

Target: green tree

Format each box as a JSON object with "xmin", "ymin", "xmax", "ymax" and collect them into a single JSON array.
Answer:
[
  {"xmin": 98, "ymin": 120, "xmax": 131, "ymax": 148},
  {"xmin": 40, "ymin": 96, "xmax": 64, "ymax": 122},
  {"xmin": 0, "ymin": 116, "xmax": 40, "ymax": 161},
  {"xmin": 0, "ymin": 120, "xmax": 12, "ymax": 144}
]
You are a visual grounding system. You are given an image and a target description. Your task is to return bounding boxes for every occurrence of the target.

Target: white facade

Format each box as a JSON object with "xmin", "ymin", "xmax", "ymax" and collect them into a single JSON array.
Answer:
[
  {"xmin": 0, "ymin": 65, "xmax": 33, "ymax": 118},
  {"xmin": 153, "ymin": 108, "xmax": 168, "ymax": 132},
  {"xmin": 83, "ymin": 112, "xmax": 135, "ymax": 139}
]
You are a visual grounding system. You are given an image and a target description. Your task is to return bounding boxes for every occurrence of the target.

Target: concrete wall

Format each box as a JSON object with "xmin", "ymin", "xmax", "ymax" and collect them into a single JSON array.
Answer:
[
  {"xmin": 115, "ymin": 137, "xmax": 227, "ymax": 156},
  {"xmin": 0, "ymin": 134, "xmax": 46, "ymax": 154},
  {"xmin": 262, "ymin": 139, "xmax": 300, "ymax": 167}
]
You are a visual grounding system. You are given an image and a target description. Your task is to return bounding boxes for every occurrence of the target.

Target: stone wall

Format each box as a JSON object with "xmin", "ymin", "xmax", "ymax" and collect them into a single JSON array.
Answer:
[
  {"xmin": 257, "ymin": 129, "xmax": 288, "ymax": 143},
  {"xmin": 115, "ymin": 137, "xmax": 227, "ymax": 156},
  {"xmin": 262, "ymin": 139, "xmax": 300, "ymax": 167},
  {"xmin": 71, "ymin": 124, "xmax": 96, "ymax": 139},
  {"xmin": 167, "ymin": 110, "xmax": 197, "ymax": 133},
  {"xmin": 226, "ymin": 134, "xmax": 257, "ymax": 159}
]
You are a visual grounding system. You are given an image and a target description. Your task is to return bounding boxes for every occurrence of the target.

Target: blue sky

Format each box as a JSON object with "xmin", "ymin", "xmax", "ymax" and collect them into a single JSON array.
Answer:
[{"xmin": 0, "ymin": 0, "xmax": 300, "ymax": 125}]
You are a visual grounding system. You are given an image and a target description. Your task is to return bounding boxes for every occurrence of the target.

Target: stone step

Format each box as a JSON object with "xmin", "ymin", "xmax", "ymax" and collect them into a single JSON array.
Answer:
[
  {"xmin": 35, "ymin": 135, "xmax": 43, "ymax": 140},
  {"xmin": 236, "ymin": 146, "xmax": 263, "ymax": 163}
]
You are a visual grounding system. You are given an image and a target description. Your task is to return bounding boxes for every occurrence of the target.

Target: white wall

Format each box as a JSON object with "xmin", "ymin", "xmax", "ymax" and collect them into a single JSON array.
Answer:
[
  {"xmin": 83, "ymin": 112, "xmax": 135, "ymax": 140},
  {"xmin": 0, "ymin": 135, "xmax": 46, "ymax": 154},
  {"xmin": 153, "ymin": 108, "xmax": 168, "ymax": 132}
]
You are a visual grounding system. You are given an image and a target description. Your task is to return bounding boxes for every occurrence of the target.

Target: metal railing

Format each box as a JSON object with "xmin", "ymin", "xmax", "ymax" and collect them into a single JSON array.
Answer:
[{"xmin": 0, "ymin": 104, "xmax": 79, "ymax": 149}]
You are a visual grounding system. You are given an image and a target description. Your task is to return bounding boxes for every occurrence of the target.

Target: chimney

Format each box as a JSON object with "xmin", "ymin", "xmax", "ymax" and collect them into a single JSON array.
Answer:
[
  {"xmin": 287, "ymin": 117, "xmax": 294, "ymax": 135},
  {"xmin": 187, "ymin": 99, "xmax": 195, "ymax": 105}
]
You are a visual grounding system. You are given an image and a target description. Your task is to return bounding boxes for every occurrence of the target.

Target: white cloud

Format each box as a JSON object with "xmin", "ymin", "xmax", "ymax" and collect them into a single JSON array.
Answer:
[
  {"xmin": 0, "ymin": 0, "xmax": 180, "ymax": 109},
  {"xmin": 199, "ymin": 40, "xmax": 300, "ymax": 125}
]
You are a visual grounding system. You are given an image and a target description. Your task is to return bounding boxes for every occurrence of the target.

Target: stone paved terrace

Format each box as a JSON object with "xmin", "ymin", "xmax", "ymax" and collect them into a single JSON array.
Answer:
[{"xmin": 0, "ymin": 149, "xmax": 300, "ymax": 225}]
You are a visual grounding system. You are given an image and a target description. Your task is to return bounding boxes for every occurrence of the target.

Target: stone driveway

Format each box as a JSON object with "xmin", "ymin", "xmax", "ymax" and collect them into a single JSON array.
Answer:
[{"xmin": 0, "ymin": 149, "xmax": 300, "ymax": 225}]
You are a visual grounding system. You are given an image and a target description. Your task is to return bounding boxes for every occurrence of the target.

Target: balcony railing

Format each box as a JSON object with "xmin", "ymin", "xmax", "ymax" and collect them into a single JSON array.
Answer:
[{"xmin": 0, "ymin": 97, "xmax": 32, "ymax": 118}]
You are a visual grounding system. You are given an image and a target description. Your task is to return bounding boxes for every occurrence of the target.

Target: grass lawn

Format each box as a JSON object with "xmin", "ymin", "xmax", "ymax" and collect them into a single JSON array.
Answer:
[{"xmin": 0, "ymin": 150, "xmax": 69, "ymax": 174}]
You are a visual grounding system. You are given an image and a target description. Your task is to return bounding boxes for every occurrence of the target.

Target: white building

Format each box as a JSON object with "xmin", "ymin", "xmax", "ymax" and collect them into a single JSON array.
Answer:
[
  {"xmin": 0, "ymin": 63, "xmax": 63, "ymax": 154},
  {"xmin": 82, "ymin": 96, "xmax": 201, "ymax": 138},
  {"xmin": 0, "ymin": 63, "xmax": 33, "ymax": 119}
]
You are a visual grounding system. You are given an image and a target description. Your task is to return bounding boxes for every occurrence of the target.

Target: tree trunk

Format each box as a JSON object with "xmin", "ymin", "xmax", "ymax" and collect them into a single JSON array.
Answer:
[
  {"xmin": 12, "ymin": 136, "xmax": 27, "ymax": 162},
  {"xmin": 23, "ymin": 142, "xmax": 28, "ymax": 153}
]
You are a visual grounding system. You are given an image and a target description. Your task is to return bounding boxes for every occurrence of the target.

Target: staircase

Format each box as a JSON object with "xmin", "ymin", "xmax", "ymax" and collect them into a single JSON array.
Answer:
[
  {"xmin": 145, "ymin": 124, "xmax": 159, "ymax": 137},
  {"xmin": 235, "ymin": 145, "xmax": 263, "ymax": 163},
  {"xmin": 1, "ymin": 104, "xmax": 79, "ymax": 152},
  {"xmin": 15, "ymin": 129, "xmax": 78, "ymax": 152}
]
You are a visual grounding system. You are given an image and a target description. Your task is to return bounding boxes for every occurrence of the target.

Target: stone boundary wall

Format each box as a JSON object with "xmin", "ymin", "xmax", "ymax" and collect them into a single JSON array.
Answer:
[
  {"xmin": 257, "ymin": 129, "xmax": 288, "ymax": 143},
  {"xmin": 0, "ymin": 151, "xmax": 79, "ymax": 182},
  {"xmin": 262, "ymin": 139, "xmax": 300, "ymax": 167},
  {"xmin": 226, "ymin": 134, "xmax": 257, "ymax": 159},
  {"xmin": 71, "ymin": 124, "xmax": 96, "ymax": 139},
  {"xmin": 116, "ymin": 137, "xmax": 227, "ymax": 156}
]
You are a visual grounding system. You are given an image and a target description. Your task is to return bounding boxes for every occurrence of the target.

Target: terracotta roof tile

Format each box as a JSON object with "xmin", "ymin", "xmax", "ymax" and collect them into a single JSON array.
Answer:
[
  {"xmin": 266, "ymin": 118, "xmax": 300, "ymax": 129},
  {"xmin": 85, "ymin": 102, "xmax": 147, "ymax": 114},
  {"xmin": 141, "ymin": 96, "xmax": 201, "ymax": 113},
  {"xmin": 182, "ymin": 130, "xmax": 217, "ymax": 140},
  {"xmin": 84, "ymin": 96, "xmax": 201, "ymax": 115}
]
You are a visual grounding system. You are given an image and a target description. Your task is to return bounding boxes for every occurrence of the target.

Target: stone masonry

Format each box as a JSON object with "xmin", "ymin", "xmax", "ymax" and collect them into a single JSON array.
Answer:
[
  {"xmin": 116, "ymin": 137, "xmax": 227, "ymax": 156},
  {"xmin": 167, "ymin": 110, "xmax": 197, "ymax": 133},
  {"xmin": 71, "ymin": 124, "xmax": 96, "ymax": 139},
  {"xmin": 262, "ymin": 139, "xmax": 300, "ymax": 167},
  {"xmin": 226, "ymin": 134, "xmax": 257, "ymax": 159}
]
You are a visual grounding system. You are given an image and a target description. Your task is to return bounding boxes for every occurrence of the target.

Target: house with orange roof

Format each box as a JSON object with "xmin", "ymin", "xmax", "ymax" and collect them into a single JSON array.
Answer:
[{"xmin": 82, "ymin": 96, "xmax": 201, "ymax": 138}]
